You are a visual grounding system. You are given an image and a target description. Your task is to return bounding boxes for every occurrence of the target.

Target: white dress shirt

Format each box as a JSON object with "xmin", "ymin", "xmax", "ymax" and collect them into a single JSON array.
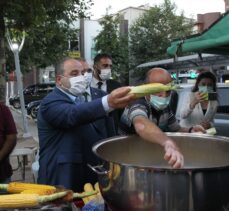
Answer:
[{"xmin": 91, "ymin": 76, "xmax": 107, "ymax": 92}]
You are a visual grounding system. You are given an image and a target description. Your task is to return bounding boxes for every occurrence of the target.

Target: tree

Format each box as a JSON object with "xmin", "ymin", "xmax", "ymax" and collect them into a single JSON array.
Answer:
[
  {"xmin": 129, "ymin": 0, "xmax": 194, "ymax": 79},
  {"xmin": 0, "ymin": 0, "xmax": 92, "ymax": 102},
  {"xmin": 94, "ymin": 14, "xmax": 129, "ymax": 85}
]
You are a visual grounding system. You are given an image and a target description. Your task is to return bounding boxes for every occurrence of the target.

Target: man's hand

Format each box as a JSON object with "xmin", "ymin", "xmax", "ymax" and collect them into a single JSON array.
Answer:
[
  {"xmin": 134, "ymin": 117, "xmax": 184, "ymax": 169},
  {"xmin": 163, "ymin": 140, "xmax": 184, "ymax": 168},
  {"xmin": 108, "ymin": 87, "xmax": 135, "ymax": 109}
]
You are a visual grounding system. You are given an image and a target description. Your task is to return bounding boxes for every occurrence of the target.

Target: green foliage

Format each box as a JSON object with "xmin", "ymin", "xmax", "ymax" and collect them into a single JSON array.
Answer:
[
  {"xmin": 129, "ymin": 0, "xmax": 194, "ymax": 79},
  {"xmin": 1, "ymin": 0, "xmax": 92, "ymax": 72},
  {"xmin": 94, "ymin": 14, "xmax": 129, "ymax": 85}
]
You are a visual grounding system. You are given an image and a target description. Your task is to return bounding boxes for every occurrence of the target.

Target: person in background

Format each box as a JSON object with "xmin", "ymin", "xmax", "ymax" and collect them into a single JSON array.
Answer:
[
  {"xmin": 91, "ymin": 53, "xmax": 122, "ymax": 133},
  {"xmin": 91, "ymin": 53, "xmax": 121, "ymax": 93},
  {"xmin": 0, "ymin": 103, "xmax": 17, "ymax": 183},
  {"xmin": 119, "ymin": 67, "xmax": 205, "ymax": 168},
  {"xmin": 77, "ymin": 58, "xmax": 93, "ymax": 87},
  {"xmin": 180, "ymin": 71, "xmax": 218, "ymax": 130},
  {"xmin": 37, "ymin": 57, "xmax": 135, "ymax": 192}
]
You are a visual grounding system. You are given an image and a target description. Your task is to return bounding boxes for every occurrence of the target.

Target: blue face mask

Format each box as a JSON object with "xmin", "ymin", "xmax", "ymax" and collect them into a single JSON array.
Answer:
[
  {"xmin": 150, "ymin": 95, "xmax": 171, "ymax": 110},
  {"xmin": 199, "ymin": 85, "xmax": 213, "ymax": 93}
]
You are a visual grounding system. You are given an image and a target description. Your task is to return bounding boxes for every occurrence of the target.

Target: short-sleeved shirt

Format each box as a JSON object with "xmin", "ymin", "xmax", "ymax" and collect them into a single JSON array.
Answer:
[
  {"xmin": 0, "ymin": 104, "xmax": 17, "ymax": 180},
  {"xmin": 119, "ymin": 98, "xmax": 180, "ymax": 134}
]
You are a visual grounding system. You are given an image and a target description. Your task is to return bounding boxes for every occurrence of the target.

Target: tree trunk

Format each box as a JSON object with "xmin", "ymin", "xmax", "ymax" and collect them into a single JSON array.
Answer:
[{"xmin": 0, "ymin": 10, "xmax": 6, "ymax": 103}]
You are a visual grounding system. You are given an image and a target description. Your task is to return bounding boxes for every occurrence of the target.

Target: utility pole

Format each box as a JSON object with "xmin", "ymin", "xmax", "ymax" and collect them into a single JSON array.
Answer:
[{"xmin": 7, "ymin": 31, "xmax": 31, "ymax": 138}]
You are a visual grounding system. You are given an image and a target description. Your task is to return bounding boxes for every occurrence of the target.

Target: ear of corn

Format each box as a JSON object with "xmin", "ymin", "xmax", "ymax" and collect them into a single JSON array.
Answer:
[
  {"xmin": 0, "ymin": 191, "xmax": 67, "ymax": 208},
  {"xmin": 21, "ymin": 189, "xmax": 55, "ymax": 195},
  {"xmin": 82, "ymin": 192, "xmax": 90, "ymax": 204},
  {"xmin": 94, "ymin": 182, "xmax": 99, "ymax": 192},
  {"xmin": 84, "ymin": 183, "xmax": 96, "ymax": 201},
  {"xmin": 129, "ymin": 83, "xmax": 178, "ymax": 98},
  {"xmin": 94, "ymin": 182, "xmax": 101, "ymax": 197},
  {"xmin": 206, "ymin": 127, "xmax": 217, "ymax": 135},
  {"xmin": 4, "ymin": 182, "xmax": 56, "ymax": 194},
  {"xmin": 113, "ymin": 164, "xmax": 121, "ymax": 180},
  {"xmin": 0, "ymin": 194, "xmax": 39, "ymax": 208}
]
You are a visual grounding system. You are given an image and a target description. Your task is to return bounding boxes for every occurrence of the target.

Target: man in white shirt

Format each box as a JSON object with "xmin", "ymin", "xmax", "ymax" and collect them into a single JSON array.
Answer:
[{"xmin": 91, "ymin": 53, "xmax": 121, "ymax": 93}]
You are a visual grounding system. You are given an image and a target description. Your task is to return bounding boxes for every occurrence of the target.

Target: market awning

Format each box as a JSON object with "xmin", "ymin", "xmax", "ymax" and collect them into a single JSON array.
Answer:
[
  {"xmin": 137, "ymin": 54, "xmax": 229, "ymax": 71},
  {"xmin": 167, "ymin": 11, "xmax": 229, "ymax": 56}
]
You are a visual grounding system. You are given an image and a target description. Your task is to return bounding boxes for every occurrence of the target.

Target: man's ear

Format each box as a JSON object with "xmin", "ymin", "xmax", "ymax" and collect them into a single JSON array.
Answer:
[
  {"xmin": 56, "ymin": 75, "xmax": 62, "ymax": 85},
  {"xmin": 93, "ymin": 64, "xmax": 100, "ymax": 76}
]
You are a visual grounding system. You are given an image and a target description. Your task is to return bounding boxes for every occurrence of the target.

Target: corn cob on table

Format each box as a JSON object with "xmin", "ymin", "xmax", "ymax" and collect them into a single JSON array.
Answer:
[{"xmin": 0, "ymin": 182, "xmax": 100, "ymax": 210}]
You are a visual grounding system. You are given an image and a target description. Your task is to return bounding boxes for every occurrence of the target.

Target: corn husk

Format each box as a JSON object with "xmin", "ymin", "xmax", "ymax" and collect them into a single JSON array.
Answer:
[
  {"xmin": 129, "ymin": 83, "xmax": 178, "ymax": 98},
  {"xmin": 206, "ymin": 127, "xmax": 217, "ymax": 135}
]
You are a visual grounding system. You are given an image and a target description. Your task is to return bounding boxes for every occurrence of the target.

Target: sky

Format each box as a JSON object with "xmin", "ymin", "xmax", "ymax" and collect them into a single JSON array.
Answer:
[{"xmin": 89, "ymin": 0, "xmax": 225, "ymax": 20}]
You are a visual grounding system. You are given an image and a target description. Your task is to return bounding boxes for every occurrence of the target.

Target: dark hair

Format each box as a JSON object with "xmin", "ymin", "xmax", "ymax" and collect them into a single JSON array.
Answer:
[
  {"xmin": 55, "ymin": 57, "xmax": 73, "ymax": 76},
  {"xmin": 93, "ymin": 53, "xmax": 112, "ymax": 64},
  {"xmin": 192, "ymin": 71, "xmax": 217, "ymax": 92}
]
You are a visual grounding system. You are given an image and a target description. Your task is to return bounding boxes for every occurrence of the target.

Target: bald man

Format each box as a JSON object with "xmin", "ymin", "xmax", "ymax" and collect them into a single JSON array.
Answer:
[{"xmin": 120, "ymin": 67, "xmax": 205, "ymax": 168}]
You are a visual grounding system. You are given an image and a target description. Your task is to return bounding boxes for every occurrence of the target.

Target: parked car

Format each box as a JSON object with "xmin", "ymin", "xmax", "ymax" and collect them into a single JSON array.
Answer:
[
  {"xmin": 9, "ymin": 83, "xmax": 55, "ymax": 109},
  {"xmin": 175, "ymin": 83, "xmax": 229, "ymax": 137},
  {"xmin": 27, "ymin": 100, "xmax": 41, "ymax": 119}
]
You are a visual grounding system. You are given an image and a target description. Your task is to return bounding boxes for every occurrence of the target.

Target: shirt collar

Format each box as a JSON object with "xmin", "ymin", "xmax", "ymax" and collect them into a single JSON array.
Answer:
[{"xmin": 91, "ymin": 76, "xmax": 100, "ymax": 85}]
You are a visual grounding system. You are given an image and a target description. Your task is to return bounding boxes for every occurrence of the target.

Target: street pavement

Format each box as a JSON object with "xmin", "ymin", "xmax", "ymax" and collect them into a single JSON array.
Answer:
[{"xmin": 9, "ymin": 106, "xmax": 39, "ymax": 183}]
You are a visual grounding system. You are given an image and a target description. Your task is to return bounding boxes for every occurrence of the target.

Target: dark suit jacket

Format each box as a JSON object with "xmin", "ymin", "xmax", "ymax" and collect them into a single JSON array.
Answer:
[
  {"xmin": 37, "ymin": 87, "xmax": 115, "ymax": 192},
  {"xmin": 106, "ymin": 79, "xmax": 122, "ymax": 94},
  {"xmin": 106, "ymin": 79, "xmax": 124, "ymax": 133}
]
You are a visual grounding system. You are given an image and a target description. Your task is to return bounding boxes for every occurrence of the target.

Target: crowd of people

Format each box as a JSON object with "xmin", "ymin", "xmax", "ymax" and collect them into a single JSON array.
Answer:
[
  {"xmin": 2, "ymin": 53, "xmax": 219, "ymax": 193},
  {"xmin": 36, "ymin": 54, "xmax": 215, "ymax": 192}
]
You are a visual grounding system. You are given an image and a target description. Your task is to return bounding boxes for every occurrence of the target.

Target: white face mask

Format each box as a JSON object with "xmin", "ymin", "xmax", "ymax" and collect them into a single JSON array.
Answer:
[
  {"xmin": 99, "ymin": 68, "xmax": 111, "ymax": 81},
  {"xmin": 63, "ymin": 75, "xmax": 87, "ymax": 96},
  {"xmin": 84, "ymin": 72, "xmax": 93, "ymax": 87}
]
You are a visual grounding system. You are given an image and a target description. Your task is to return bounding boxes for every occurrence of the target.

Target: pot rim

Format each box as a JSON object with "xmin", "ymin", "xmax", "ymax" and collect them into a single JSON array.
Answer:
[{"xmin": 92, "ymin": 133, "xmax": 229, "ymax": 171}]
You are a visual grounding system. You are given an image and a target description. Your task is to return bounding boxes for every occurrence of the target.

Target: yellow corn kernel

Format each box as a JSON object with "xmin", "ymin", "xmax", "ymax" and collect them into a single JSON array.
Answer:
[
  {"xmin": 130, "ymin": 83, "xmax": 177, "ymax": 98},
  {"xmin": 0, "ymin": 194, "xmax": 39, "ymax": 208},
  {"xmin": 7, "ymin": 182, "xmax": 56, "ymax": 194},
  {"xmin": 84, "ymin": 183, "xmax": 94, "ymax": 192},
  {"xmin": 84, "ymin": 183, "xmax": 96, "ymax": 201},
  {"xmin": 21, "ymin": 189, "xmax": 55, "ymax": 195},
  {"xmin": 94, "ymin": 182, "xmax": 100, "ymax": 192}
]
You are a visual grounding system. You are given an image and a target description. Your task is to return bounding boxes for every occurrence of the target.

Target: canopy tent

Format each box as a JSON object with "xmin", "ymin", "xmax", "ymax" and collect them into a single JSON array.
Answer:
[
  {"xmin": 167, "ymin": 12, "xmax": 229, "ymax": 56},
  {"xmin": 137, "ymin": 54, "xmax": 229, "ymax": 71}
]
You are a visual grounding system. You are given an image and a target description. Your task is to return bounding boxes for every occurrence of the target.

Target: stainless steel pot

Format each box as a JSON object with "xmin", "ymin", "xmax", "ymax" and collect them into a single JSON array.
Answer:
[{"xmin": 89, "ymin": 133, "xmax": 229, "ymax": 211}]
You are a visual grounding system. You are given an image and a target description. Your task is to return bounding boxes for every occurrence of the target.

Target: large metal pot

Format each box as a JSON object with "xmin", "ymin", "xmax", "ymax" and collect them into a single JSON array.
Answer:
[{"xmin": 89, "ymin": 133, "xmax": 229, "ymax": 211}]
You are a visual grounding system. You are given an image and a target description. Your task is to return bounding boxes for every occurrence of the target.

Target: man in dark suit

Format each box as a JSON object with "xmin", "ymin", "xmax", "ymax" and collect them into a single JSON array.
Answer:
[
  {"xmin": 37, "ymin": 58, "xmax": 134, "ymax": 192},
  {"xmin": 91, "ymin": 53, "xmax": 121, "ymax": 93},
  {"xmin": 91, "ymin": 53, "xmax": 123, "ymax": 133}
]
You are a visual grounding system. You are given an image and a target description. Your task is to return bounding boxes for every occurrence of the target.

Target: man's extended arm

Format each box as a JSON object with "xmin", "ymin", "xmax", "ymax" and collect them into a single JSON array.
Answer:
[{"xmin": 133, "ymin": 116, "xmax": 184, "ymax": 168}]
